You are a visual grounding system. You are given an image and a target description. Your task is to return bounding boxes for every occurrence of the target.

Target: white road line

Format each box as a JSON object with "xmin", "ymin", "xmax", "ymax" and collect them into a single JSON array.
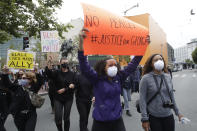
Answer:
[
  {"xmin": 173, "ymin": 74, "xmax": 179, "ymax": 78},
  {"xmin": 181, "ymin": 74, "xmax": 186, "ymax": 78},
  {"xmin": 192, "ymin": 74, "xmax": 196, "ymax": 77}
]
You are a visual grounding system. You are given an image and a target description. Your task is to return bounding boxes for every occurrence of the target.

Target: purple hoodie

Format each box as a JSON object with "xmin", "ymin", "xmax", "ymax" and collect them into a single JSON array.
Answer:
[{"xmin": 78, "ymin": 51, "xmax": 142, "ymax": 121}]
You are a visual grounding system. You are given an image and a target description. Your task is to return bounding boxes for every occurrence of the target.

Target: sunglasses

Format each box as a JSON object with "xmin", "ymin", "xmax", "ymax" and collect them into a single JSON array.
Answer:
[{"xmin": 22, "ymin": 77, "xmax": 31, "ymax": 80}]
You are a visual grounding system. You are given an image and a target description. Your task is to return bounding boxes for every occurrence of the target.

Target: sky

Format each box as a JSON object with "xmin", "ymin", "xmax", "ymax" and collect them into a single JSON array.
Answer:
[{"xmin": 56, "ymin": 0, "xmax": 197, "ymax": 49}]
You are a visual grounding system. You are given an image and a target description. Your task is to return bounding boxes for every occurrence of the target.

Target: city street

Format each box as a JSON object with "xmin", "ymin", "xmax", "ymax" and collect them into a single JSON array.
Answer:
[{"xmin": 5, "ymin": 69, "xmax": 197, "ymax": 131}]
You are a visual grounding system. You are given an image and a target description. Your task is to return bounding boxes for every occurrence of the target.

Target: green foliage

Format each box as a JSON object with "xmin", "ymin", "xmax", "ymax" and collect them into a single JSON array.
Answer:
[
  {"xmin": 185, "ymin": 59, "xmax": 194, "ymax": 64},
  {"xmin": 31, "ymin": 42, "xmax": 41, "ymax": 52},
  {"xmin": 192, "ymin": 47, "xmax": 197, "ymax": 64},
  {"xmin": 0, "ymin": 30, "xmax": 12, "ymax": 43},
  {"xmin": 0, "ymin": 57, "xmax": 6, "ymax": 68},
  {"xmin": 0, "ymin": 0, "xmax": 72, "ymax": 44},
  {"xmin": 9, "ymin": 44, "xmax": 15, "ymax": 49}
]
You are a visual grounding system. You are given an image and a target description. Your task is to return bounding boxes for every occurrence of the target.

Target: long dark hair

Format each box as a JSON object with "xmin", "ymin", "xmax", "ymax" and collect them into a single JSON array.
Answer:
[
  {"xmin": 94, "ymin": 58, "xmax": 120, "ymax": 77},
  {"xmin": 142, "ymin": 54, "xmax": 168, "ymax": 76}
]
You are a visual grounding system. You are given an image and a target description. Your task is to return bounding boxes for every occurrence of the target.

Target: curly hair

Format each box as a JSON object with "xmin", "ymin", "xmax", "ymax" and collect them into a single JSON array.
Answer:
[
  {"xmin": 142, "ymin": 54, "xmax": 168, "ymax": 76},
  {"xmin": 94, "ymin": 57, "xmax": 120, "ymax": 77}
]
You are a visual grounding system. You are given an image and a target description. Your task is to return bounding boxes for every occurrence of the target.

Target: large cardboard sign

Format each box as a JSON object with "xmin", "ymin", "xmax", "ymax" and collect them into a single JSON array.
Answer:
[
  {"xmin": 7, "ymin": 50, "xmax": 35, "ymax": 70},
  {"xmin": 81, "ymin": 3, "xmax": 149, "ymax": 55},
  {"xmin": 41, "ymin": 31, "xmax": 60, "ymax": 52}
]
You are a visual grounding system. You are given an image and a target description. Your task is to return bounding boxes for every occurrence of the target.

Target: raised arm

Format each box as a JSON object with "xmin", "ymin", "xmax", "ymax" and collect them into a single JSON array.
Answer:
[
  {"xmin": 120, "ymin": 56, "xmax": 143, "ymax": 81},
  {"xmin": 78, "ymin": 28, "xmax": 98, "ymax": 84}
]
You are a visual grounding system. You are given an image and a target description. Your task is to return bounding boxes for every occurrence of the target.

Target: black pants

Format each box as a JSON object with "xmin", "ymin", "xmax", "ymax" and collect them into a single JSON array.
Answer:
[
  {"xmin": 0, "ymin": 112, "xmax": 8, "ymax": 131},
  {"xmin": 48, "ymin": 92, "xmax": 54, "ymax": 111},
  {"xmin": 54, "ymin": 99, "xmax": 73, "ymax": 131},
  {"xmin": 76, "ymin": 100, "xmax": 92, "ymax": 131},
  {"xmin": 92, "ymin": 117, "xmax": 126, "ymax": 131},
  {"xmin": 149, "ymin": 114, "xmax": 175, "ymax": 131},
  {"xmin": 14, "ymin": 110, "xmax": 37, "ymax": 131}
]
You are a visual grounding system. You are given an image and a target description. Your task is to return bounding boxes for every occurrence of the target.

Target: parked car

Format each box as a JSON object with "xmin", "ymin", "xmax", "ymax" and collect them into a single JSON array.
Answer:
[
  {"xmin": 178, "ymin": 67, "xmax": 183, "ymax": 71},
  {"xmin": 172, "ymin": 67, "xmax": 178, "ymax": 72}
]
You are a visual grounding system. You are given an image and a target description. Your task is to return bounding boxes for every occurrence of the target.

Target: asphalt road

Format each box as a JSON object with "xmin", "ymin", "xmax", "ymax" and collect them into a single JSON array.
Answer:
[{"xmin": 5, "ymin": 69, "xmax": 197, "ymax": 131}]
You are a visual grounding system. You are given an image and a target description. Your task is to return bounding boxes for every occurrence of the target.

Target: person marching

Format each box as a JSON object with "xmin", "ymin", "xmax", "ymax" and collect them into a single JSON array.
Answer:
[
  {"xmin": 75, "ymin": 71, "xmax": 93, "ymax": 131},
  {"xmin": 139, "ymin": 54, "xmax": 183, "ymax": 131},
  {"xmin": 122, "ymin": 74, "xmax": 133, "ymax": 117},
  {"xmin": 1, "ymin": 67, "xmax": 43, "ymax": 131},
  {"xmin": 0, "ymin": 71, "xmax": 12, "ymax": 131},
  {"xmin": 78, "ymin": 28, "xmax": 143, "ymax": 131},
  {"xmin": 45, "ymin": 58, "xmax": 76, "ymax": 131}
]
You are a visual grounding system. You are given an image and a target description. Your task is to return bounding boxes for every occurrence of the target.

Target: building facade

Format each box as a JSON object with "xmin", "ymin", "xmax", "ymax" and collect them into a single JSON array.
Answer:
[
  {"xmin": 187, "ymin": 39, "xmax": 197, "ymax": 61},
  {"xmin": 167, "ymin": 43, "xmax": 175, "ymax": 65},
  {"xmin": 174, "ymin": 46, "xmax": 188, "ymax": 63},
  {"xmin": 174, "ymin": 38, "xmax": 197, "ymax": 63}
]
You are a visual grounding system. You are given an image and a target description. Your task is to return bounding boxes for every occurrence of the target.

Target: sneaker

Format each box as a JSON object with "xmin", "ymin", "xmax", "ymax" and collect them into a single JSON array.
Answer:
[{"xmin": 126, "ymin": 110, "xmax": 132, "ymax": 117}]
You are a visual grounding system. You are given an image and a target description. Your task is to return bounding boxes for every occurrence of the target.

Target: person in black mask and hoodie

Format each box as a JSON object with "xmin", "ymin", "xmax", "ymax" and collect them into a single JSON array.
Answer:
[{"xmin": 45, "ymin": 57, "xmax": 77, "ymax": 131}]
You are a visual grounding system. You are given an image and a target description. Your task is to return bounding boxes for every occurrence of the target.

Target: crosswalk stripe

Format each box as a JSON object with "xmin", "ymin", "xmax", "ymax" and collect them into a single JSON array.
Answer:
[{"xmin": 192, "ymin": 74, "xmax": 196, "ymax": 77}]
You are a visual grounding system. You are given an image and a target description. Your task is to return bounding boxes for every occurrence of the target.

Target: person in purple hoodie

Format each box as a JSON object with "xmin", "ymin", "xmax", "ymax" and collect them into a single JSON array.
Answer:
[{"xmin": 78, "ymin": 28, "xmax": 144, "ymax": 131}]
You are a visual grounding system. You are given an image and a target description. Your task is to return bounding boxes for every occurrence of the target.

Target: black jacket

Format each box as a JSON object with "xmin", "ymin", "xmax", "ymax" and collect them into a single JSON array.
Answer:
[
  {"xmin": 75, "ymin": 73, "xmax": 93, "ymax": 102},
  {"xmin": 45, "ymin": 67, "xmax": 77, "ymax": 102},
  {"xmin": 0, "ymin": 73, "xmax": 12, "ymax": 114},
  {"xmin": 1, "ymin": 74, "xmax": 43, "ymax": 115}
]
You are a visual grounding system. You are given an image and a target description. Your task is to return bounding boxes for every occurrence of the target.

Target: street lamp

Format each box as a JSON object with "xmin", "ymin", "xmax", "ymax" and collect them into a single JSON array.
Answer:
[{"xmin": 123, "ymin": 3, "xmax": 139, "ymax": 16}]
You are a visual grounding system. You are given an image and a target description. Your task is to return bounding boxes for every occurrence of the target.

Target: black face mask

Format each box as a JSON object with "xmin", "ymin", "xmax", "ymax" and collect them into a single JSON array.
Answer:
[{"xmin": 61, "ymin": 63, "xmax": 68, "ymax": 69}]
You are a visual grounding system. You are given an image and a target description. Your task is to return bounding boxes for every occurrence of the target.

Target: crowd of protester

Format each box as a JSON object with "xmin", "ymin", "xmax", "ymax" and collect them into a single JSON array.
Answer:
[{"xmin": 0, "ymin": 27, "xmax": 183, "ymax": 131}]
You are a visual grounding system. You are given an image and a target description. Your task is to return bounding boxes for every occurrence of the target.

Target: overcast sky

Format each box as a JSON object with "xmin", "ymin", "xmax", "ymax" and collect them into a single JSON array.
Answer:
[{"xmin": 56, "ymin": 0, "xmax": 197, "ymax": 49}]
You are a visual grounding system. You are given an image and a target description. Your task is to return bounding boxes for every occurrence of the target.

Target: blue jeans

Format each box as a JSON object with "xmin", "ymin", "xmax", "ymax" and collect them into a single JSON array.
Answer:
[{"xmin": 122, "ymin": 88, "xmax": 131, "ymax": 110}]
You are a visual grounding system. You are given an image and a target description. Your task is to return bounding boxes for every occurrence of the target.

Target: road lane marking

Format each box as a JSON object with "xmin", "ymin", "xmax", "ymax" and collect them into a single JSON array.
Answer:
[
  {"xmin": 192, "ymin": 74, "xmax": 196, "ymax": 77},
  {"xmin": 173, "ymin": 74, "xmax": 179, "ymax": 78},
  {"xmin": 181, "ymin": 74, "xmax": 186, "ymax": 78}
]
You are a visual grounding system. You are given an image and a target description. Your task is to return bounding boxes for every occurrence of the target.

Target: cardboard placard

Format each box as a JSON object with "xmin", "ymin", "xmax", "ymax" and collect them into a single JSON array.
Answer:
[
  {"xmin": 7, "ymin": 50, "xmax": 35, "ymax": 70},
  {"xmin": 81, "ymin": 3, "xmax": 149, "ymax": 55},
  {"xmin": 41, "ymin": 31, "xmax": 60, "ymax": 52}
]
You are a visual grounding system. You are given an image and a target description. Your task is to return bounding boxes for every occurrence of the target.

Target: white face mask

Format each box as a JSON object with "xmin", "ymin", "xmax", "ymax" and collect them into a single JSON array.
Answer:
[
  {"xmin": 107, "ymin": 66, "xmax": 118, "ymax": 77},
  {"xmin": 154, "ymin": 60, "xmax": 164, "ymax": 71}
]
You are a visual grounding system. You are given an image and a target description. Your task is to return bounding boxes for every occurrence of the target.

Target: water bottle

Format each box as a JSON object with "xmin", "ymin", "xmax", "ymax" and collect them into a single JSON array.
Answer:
[{"xmin": 180, "ymin": 117, "xmax": 191, "ymax": 124}]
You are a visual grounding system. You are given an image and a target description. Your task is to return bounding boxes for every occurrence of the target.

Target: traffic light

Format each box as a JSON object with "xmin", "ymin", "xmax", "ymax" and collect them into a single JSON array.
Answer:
[{"xmin": 23, "ymin": 37, "xmax": 29, "ymax": 50}]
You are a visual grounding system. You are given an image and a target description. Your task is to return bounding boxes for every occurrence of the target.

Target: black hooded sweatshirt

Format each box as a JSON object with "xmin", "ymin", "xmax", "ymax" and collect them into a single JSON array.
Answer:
[{"xmin": 45, "ymin": 67, "xmax": 77, "ymax": 102}]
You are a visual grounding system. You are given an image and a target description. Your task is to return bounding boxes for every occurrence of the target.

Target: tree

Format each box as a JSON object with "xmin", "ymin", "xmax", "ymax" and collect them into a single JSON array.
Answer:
[
  {"xmin": 185, "ymin": 59, "xmax": 194, "ymax": 65},
  {"xmin": 31, "ymin": 41, "xmax": 41, "ymax": 52},
  {"xmin": 0, "ymin": 0, "xmax": 72, "ymax": 44},
  {"xmin": 192, "ymin": 47, "xmax": 197, "ymax": 64},
  {"xmin": 31, "ymin": 41, "xmax": 47, "ymax": 67},
  {"xmin": 0, "ymin": 57, "xmax": 6, "ymax": 69}
]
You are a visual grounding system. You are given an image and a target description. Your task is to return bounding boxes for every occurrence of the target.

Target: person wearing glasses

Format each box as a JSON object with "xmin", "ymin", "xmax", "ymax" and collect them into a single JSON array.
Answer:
[{"xmin": 1, "ymin": 67, "xmax": 43, "ymax": 131}]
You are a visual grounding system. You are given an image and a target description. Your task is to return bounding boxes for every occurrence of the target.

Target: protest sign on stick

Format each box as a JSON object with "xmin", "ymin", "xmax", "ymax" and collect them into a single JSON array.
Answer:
[
  {"xmin": 81, "ymin": 3, "xmax": 149, "ymax": 56},
  {"xmin": 41, "ymin": 31, "xmax": 60, "ymax": 52},
  {"xmin": 7, "ymin": 50, "xmax": 35, "ymax": 70}
]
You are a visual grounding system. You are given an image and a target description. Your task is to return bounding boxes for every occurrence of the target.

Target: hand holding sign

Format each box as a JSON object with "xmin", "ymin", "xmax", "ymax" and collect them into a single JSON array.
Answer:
[
  {"xmin": 79, "ymin": 28, "xmax": 89, "ymax": 51},
  {"xmin": 2, "ymin": 65, "xmax": 9, "ymax": 74},
  {"xmin": 81, "ymin": 3, "xmax": 149, "ymax": 56}
]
